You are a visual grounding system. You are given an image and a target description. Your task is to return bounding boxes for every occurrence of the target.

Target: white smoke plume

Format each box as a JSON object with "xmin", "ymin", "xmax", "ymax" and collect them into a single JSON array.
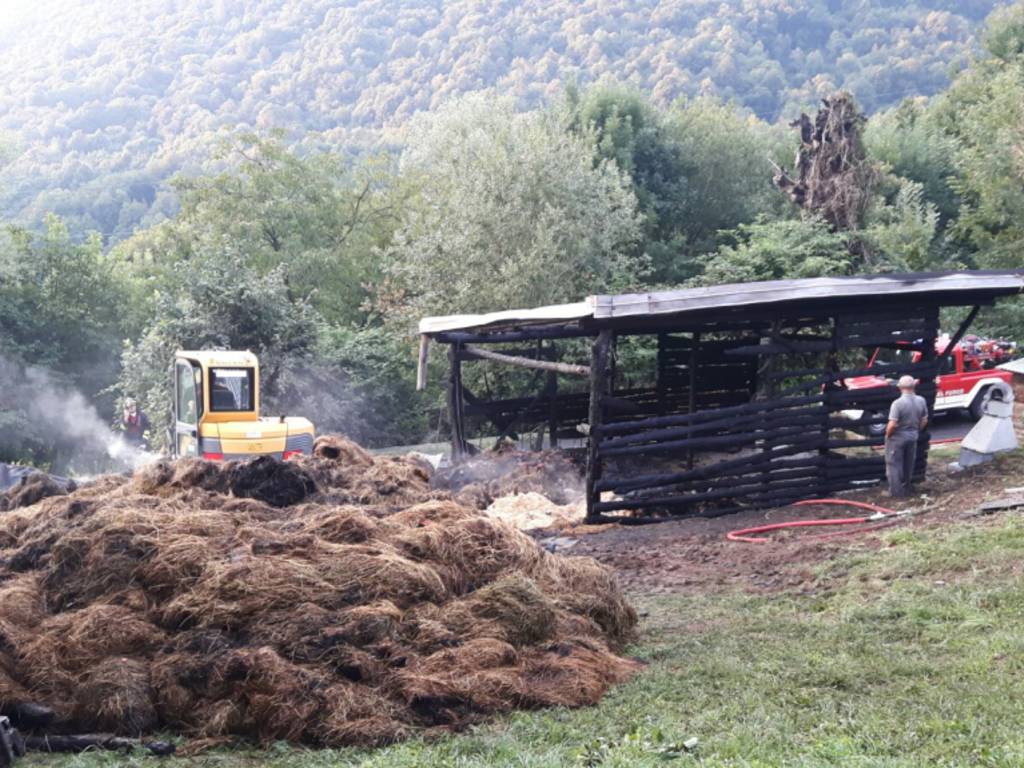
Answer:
[{"xmin": 0, "ymin": 355, "xmax": 155, "ymax": 475}]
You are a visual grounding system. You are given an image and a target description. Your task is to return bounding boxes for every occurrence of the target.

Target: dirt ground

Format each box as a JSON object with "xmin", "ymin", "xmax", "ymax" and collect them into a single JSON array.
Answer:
[{"xmin": 570, "ymin": 448, "xmax": 1024, "ymax": 597}]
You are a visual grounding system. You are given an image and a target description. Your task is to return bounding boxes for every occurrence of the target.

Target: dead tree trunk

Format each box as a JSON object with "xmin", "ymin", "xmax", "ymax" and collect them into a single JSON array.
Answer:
[{"xmin": 772, "ymin": 92, "xmax": 877, "ymax": 234}]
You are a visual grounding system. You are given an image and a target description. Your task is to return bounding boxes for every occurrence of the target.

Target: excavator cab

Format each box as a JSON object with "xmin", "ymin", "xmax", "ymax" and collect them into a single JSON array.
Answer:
[{"xmin": 172, "ymin": 350, "xmax": 314, "ymax": 461}]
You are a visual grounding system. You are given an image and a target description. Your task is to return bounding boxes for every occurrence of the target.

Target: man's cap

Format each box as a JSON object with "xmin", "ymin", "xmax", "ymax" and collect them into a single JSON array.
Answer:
[{"xmin": 897, "ymin": 375, "xmax": 917, "ymax": 389}]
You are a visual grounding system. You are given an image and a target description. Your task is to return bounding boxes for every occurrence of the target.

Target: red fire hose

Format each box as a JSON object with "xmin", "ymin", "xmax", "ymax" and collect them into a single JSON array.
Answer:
[{"xmin": 726, "ymin": 499, "xmax": 901, "ymax": 543}]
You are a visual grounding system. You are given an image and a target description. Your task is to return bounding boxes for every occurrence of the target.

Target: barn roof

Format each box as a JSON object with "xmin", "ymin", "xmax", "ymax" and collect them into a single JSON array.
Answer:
[{"xmin": 419, "ymin": 271, "xmax": 1024, "ymax": 338}]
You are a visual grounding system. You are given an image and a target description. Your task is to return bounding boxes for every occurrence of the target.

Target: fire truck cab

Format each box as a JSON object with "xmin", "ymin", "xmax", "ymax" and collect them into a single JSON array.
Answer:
[{"xmin": 845, "ymin": 335, "xmax": 1015, "ymax": 433}]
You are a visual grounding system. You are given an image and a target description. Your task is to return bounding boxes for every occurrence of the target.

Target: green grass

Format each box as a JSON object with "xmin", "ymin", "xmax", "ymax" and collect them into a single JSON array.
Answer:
[{"xmin": 24, "ymin": 514, "xmax": 1024, "ymax": 767}]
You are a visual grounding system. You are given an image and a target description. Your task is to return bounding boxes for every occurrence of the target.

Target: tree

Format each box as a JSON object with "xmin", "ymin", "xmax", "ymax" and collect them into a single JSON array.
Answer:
[
  {"xmin": 385, "ymin": 92, "xmax": 644, "ymax": 319},
  {"xmin": 773, "ymin": 92, "xmax": 876, "ymax": 234},
  {"xmin": 864, "ymin": 100, "xmax": 962, "ymax": 224},
  {"xmin": 117, "ymin": 252, "xmax": 319, "ymax": 450},
  {"xmin": 862, "ymin": 179, "xmax": 943, "ymax": 272},
  {"xmin": 0, "ymin": 215, "xmax": 126, "ymax": 401},
  {"xmin": 931, "ymin": 6, "xmax": 1024, "ymax": 268},
  {"xmin": 567, "ymin": 82, "xmax": 688, "ymax": 275},
  {"xmin": 662, "ymin": 97, "xmax": 790, "ymax": 279},
  {"xmin": 0, "ymin": 215, "xmax": 129, "ymax": 468},
  {"xmin": 568, "ymin": 84, "xmax": 788, "ymax": 283},
  {"xmin": 118, "ymin": 134, "xmax": 401, "ymax": 325},
  {"xmin": 697, "ymin": 217, "xmax": 853, "ymax": 285}
]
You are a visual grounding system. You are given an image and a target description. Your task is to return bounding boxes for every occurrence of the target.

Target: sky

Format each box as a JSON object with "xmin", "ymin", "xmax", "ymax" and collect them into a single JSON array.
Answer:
[{"xmin": 0, "ymin": 0, "xmax": 56, "ymax": 34}]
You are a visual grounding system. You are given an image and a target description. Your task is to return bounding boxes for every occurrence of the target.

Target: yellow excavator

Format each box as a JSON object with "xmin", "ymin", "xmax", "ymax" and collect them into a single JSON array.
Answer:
[{"xmin": 172, "ymin": 350, "xmax": 315, "ymax": 461}]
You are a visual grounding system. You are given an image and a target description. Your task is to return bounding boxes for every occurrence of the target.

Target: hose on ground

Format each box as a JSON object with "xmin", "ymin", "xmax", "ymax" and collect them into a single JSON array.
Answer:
[{"xmin": 725, "ymin": 499, "xmax": 900, "ymax": 543}]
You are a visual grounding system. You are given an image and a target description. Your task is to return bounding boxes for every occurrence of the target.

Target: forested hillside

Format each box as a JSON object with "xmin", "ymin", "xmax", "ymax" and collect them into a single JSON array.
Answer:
[
  {"xmin": 2, "ymin": 1, "xmax": 1023, "ymax": 471},
  {"xmin": 0, "ymin": 0, "xmax": 1004, "ymax": 240}
]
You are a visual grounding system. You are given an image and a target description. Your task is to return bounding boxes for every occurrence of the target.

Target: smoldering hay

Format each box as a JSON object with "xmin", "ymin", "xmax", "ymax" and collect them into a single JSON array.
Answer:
[{"xmin": 0, "ymin": 436, "xmax": 639, "ymax": 749}]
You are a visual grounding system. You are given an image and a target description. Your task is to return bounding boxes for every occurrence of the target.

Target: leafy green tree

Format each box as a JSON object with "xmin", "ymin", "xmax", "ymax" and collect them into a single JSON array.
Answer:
[
  {"xmin": 697, "ymin": 217, "xmax": 853, "ymax": 285},
  {"xmin": 663, "ymin": 97, "xmax": 790, "ymax": 279},
  {"xmin": 117, "ymin": 134, "xmax": 401, "ymax": 325},
  {"xmin": 982, "ymin": 2, "xmax": 1024, "ymax": 61},
  {"xmin": 385, "ymin": 93, "xmax": 644, "ymax": 319},
  {"xmin": 117, "ymin": 253, "xmax": 319, "ymax": 450},
  {"xmin": 0, "ymin": 215, "xmax": 126, "ymax": 401},
  {"xmin": 569, "ymin": 85, "xmax": 788, "ymax": 283},
  {"xmin": 865, "ymin": 101, "xmax": 962, "ymax": 224},
  {"xmin": 567, "ymin": 83, "xmax": 688, "ymax": 274},
  {"xmin": 929, "ymin": 3, "xmax": 1024, "ymax": 267},
  {"xmin": 314, "ymin": 325, "xmax": 427, "ymax": 446},
  {"xmin": 0, "ymin": 215, "xmax": 131, "ymax": 468},
  {"xmin": 862, "ymin": 179, "xmax": 943, "ymax": 272}
]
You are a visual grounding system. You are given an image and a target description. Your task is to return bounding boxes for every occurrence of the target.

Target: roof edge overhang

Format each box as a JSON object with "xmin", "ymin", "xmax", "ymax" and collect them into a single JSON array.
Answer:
[{"xmin": 418, "ymin": 270, "xmax": 1024, "ymax": 339}]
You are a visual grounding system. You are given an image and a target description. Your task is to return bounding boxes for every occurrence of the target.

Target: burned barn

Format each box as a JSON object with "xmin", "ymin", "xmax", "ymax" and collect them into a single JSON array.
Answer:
[{"xmin": 418, "ymin": 272, "xmax": 1024, "ymax": 523}]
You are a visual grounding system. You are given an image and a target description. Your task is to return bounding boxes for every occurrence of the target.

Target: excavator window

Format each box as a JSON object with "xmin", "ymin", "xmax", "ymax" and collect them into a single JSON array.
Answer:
[
  {"xmin": 175, "ymin": 361, "xmax": 200, "ymax": 426},
  {"xmin": 209, "ymin": 367, "xmax": 255, "ymax": 412}
]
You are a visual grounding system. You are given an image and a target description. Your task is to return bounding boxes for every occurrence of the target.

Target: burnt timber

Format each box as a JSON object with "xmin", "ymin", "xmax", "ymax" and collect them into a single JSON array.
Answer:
[{"xmin": 418, "ymin": 272, "xmax": 1024, "ymax": 523}]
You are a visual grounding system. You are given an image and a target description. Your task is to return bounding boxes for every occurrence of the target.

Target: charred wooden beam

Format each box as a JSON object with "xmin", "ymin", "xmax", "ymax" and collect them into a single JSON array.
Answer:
[
  {"xmin": 585, "ymin": 329, "xmax": 614, "ymax": 523},
  {"xmin": 448, "ymin": 344, "xmax": 469, "ymax": 459},
  {"xmin": 597, "ymin": 436, "xmax": 825, "ymax": 494},
  {"xmin": 725, "ymin": 339, "xmax": 834, "ymax": 356},
  {"xmin": 939, "ymin": 305, "xmax": 981, "ymax": 360},
  {"xmin": 547, "ymin": 367, "xmax": 559, "ymax": 448},
  {"xmin": 434, "ymin": 325, "xmax": 592, "ymax": 344},
  {"xmin": 687, "ymin": 332, "xmax": 699, "ymax": 468},
  {"xmin": 0, "ymin": 702, "xmax": 55, "ymax": 730},
  {"xmin": 599, "ymin": 407, "xmax": 828, "ymax": 450},
  {"xmin": 600, "ymin": 422, "xmax": 817, "ymax": 458},
  {"xmin": 597, "ymin": 394, "xmax": 823, "ymax": 436},
  {"xmin": 416, "ymin": 335, "xmax": 430, "ymax": 391},
  {"xmin": 462, "ymin": 344, "xmax": 590, "ymax": 376}
]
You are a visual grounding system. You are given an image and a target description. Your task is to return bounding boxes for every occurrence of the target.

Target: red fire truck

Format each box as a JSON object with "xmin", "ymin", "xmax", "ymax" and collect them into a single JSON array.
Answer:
[{"xmin": 845, "ymin": 334, "xmax": 1016, "ymax": 435}]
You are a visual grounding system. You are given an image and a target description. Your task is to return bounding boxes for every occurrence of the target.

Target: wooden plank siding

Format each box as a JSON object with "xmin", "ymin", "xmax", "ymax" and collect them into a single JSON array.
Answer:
[{"xmin": 424, "ymin": 271, "xmax": 1024, "ymax": 523}]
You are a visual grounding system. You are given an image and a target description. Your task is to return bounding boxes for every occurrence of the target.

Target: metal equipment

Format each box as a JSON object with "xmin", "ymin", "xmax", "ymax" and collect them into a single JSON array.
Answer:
[
  {"xmin": 172, "ymin": 350, "xmax": 315, "ymax": 461},
  {"xmin": 959, "ymin": 381, "xmax": 1018, "ymax": 467}
]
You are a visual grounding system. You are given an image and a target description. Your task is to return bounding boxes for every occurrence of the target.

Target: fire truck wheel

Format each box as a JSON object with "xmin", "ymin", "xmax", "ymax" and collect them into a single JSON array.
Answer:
[
  {"xmin": 968, "ymin": 388, "xmax": 988, "ymax": 421},
  {"xmin": 867, "ymin": 414, "xmax": 886, "ymax": 437}
]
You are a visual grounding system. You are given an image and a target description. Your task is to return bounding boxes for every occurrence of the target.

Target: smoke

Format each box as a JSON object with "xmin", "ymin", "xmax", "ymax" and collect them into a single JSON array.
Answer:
[
  {"xmin": 0, "ymin": 355, "xmax": 155, "ymax": 475},
  {"xmin": 433, "ymin": 450, "xmax": 584, "ymax": 506}
]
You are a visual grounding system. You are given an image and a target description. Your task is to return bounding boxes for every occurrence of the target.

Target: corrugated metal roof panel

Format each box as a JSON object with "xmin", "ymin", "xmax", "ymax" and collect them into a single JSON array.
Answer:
[
  {"xmin": 593, "ymin": 272, "xmax": 1024, "ymax": 319},
  {"xmin": 418, "ymin": 271, "xmax": 1024, "ymax": 336},
  {"xmin": 417, "ymin": 300, "xmax": 594, "ymax": 335}
]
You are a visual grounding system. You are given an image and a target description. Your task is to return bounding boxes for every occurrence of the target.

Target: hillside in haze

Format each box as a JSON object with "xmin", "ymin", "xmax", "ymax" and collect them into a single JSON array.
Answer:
[{"xmin": 0, "ymin": 0, "xmax": 1005, "ymax": 240}]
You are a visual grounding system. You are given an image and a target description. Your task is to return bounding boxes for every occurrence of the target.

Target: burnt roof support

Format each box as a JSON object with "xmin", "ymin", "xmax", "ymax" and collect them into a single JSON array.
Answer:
[{"xmin": 585, "ymin": 329, "xmax": 614, "ymax": 524}]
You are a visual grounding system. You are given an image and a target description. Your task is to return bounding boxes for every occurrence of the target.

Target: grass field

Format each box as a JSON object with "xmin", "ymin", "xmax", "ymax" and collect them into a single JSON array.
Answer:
[{"xmin": 22, "ymin": 508, "xmax": 1024, "ymax": 767}]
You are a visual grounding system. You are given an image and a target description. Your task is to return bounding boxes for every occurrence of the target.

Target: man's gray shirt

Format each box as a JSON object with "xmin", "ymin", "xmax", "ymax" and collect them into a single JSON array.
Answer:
[{"xmin": 888, "ymin": 393, "xmax": 928, "ymax": 439}]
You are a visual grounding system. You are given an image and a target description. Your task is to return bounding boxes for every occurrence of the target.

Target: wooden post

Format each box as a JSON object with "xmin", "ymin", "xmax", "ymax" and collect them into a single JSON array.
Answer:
[
  {"xmin": 546, "ymin": 341, "xmax": 559, "ymax": 449},
  {"xmin": 416, "ymin": 335, "xmax": 430, "ymax": 391},
  {"xmin": 687, "ymin": 332, "xmax": 700, "ymax": 470},
  {"xmin": 938, "ymin": 305, "xmax": 981, "ymax": 361},
  {"xmin": 586, "ymin": 330, "xmax": 613, "ymax": 523},
  {"xmin": 448, "ymin": 343, "xmax": 469, "ymax": 460},
  {"xmin": 819, "ymin": 316, "xmax": 840, "ymax": 495},
  {"xmin": 916, "ymin": 306, "xmax": 940, "ymax": 480},
  {"xmin": 759, "ymin": 321, "xmax": 782, "ymax": 499},
  {"xmin": 460, "ymin": 345, "xmax": 589, "ymax": 376}
]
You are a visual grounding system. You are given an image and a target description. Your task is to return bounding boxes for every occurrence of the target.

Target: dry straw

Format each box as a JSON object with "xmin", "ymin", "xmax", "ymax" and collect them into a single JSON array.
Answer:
[{"xmin": 0, "ymin": 435, "xmax": 638, "ymax": 747}]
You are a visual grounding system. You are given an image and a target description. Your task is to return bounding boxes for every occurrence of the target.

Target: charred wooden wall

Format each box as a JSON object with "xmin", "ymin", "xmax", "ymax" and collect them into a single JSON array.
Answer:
[
  {"xmin": 587, "ymin": 305, "xmax": 941, "ymax": 521},
  {"xmin": 442, "ymin": 302, "xmax": 951, "ymax": 522}
]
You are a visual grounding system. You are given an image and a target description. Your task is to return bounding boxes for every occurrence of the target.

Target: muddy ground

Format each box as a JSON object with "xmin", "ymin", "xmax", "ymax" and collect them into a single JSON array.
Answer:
[{"xmin": 570, "ymin": 449, "xmax": 1024, "ymax": 597}]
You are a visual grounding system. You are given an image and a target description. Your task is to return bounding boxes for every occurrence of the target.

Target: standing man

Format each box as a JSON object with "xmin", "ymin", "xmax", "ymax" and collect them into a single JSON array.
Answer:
[
  {"xmin": 885, "ymin": 375, "xmax": 928, "ymax": 498},
  {"xmin": 122, "ymin": 397, "xmax": 151, "ymax": 450}
]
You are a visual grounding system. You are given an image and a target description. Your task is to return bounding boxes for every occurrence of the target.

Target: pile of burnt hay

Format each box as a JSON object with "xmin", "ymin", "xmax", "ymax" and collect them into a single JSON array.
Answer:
[
  {"xmin": 0, "ymin": 473, "xmax": 72, "ymax": 512},
  {"xmin": 434, "ymin": 449, "xmax": 584, "ymax": 509},
  {"xmin": 0, "ymin": 436, "xmax": 638, "ymax": 748}
]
